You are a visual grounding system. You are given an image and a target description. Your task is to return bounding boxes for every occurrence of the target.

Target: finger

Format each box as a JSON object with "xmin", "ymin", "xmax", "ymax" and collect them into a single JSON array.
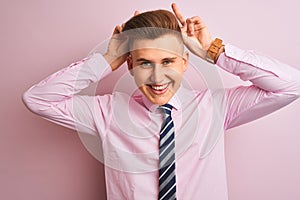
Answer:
[
  {"xmin": 189, "ymin": 16, "xmax": 206, "ymax": 29},
  {"xmin": 186, "ymin": 18, "xmax": 195, "ymax": 36},
  {"xmin": 114, "ymin": 25, "xmax": 129, "ymax": 41},
  {"xmin": 113, "ymin": 25, "xmax": 122, "ymax": 35},
  {"xmin": 116, "ymin": 25, "xmax": 122, "ymax": 33},
  {"xmin": 188, "ymin": 16, "xmax": 202, "ymax": 24},
  {"xmin": 113, "ymin": 26, "xmax": 118, "ymax": 34},
  {"xmin": 171, "ymin": 3, "xmax": 185, "ymax": 26},
  {"xmin": 134, "ymin": 10, "xmax": 140, "ymax": 16}
]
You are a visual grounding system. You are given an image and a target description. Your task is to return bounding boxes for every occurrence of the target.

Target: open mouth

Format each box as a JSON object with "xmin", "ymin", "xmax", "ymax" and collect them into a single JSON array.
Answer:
[{"xmin": 147, "ymin": 82, "xmax": 170, "ymax": 95}]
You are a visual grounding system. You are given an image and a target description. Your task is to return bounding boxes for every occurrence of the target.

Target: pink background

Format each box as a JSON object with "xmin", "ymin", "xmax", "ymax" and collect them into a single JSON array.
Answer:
[{"xmin": 1, "ymin": 0, "xmax": 300, "ymax": 199}]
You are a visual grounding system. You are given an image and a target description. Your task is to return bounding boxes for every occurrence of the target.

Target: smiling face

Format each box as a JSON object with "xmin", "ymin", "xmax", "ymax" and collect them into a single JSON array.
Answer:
[{"xmin": 127, "ymin": 34, "xmax": 188, "ymax": 105}]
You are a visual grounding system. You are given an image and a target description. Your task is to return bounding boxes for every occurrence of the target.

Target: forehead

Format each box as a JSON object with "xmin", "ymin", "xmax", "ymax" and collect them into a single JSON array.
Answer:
[{"xmin": 130, "ymin": 34, "xmax": 183, "ymax": 57}]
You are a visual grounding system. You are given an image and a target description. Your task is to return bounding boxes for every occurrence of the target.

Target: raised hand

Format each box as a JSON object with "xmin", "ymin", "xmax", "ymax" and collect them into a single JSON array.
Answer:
[
  {"xmin": 104, "ymin": 11, "xmax": 140, "ymax": 71},
  {"xmin": 171, "ymin": 3, "xmax": 213, "ymax": 59}
]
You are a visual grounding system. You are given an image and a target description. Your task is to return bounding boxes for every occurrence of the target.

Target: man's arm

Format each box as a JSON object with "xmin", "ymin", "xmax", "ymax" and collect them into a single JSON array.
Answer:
[
  {"xmin": 22, "ymin": 54, "xmax": 113, "ymax": 136},
  {"xmin": 22, "ymin": 15, "xmax": 132, "ymax": 136},
  {"xmin": 171, "ymin": 3, "xmax": 300, "ymax": 129},
  {"xmin": 216, "ymin": 44, "xmax": 300, "ymax": 129}
]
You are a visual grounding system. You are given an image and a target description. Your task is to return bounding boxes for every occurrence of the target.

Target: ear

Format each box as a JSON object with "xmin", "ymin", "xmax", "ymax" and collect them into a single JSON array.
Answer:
[
  {"xmin": 127, "ymin": 55, "xmax": 134, "ymax": 76},
  {"xmin": 182, "ymin": 51, "xmax": 189, "ymax": 72}
]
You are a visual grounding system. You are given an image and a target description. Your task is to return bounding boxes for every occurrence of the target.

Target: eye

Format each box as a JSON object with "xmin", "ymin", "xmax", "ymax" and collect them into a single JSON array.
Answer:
[
  {"xmin": 139, "ymin": 61, "xmax": 153, "ymax": 68},
  {"xmin": 162, "ymin": 59, "xmax": 174, "ymax": 66}
]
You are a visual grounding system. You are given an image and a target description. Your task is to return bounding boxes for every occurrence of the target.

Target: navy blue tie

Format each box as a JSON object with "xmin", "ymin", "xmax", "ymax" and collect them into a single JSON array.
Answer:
[{"xmin": 158, "ymin": 104, "xmax": 177, "ymax": 200}]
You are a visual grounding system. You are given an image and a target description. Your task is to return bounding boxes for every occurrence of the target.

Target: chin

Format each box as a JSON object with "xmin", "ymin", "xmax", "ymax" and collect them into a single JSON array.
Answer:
[{"xmin": 148, "ymin": 95, "xmax": 172, "ymax": 105}]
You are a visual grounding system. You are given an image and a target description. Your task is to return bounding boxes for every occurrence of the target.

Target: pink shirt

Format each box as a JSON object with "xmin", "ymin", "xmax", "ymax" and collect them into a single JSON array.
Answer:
[{"xmin": 23, "ymin": 44, "xmax": 300, "ymax": 199}]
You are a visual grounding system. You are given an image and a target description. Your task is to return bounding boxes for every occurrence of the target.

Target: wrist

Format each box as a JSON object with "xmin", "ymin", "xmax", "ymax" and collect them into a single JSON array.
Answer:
[
  {"xmin": 103, "ymin": 53, "xmax": 118, "ymax": 71},
  {"xmin": 206, "ymin": 38, "xmax": 224, "ymax": 64},
  {"xmin": 103, "ymin": 53, "xmax": 114, "ymax": 63},
  {"xmin": 103, "ymin": 53, "xmax": 128, "ymax": 71}
]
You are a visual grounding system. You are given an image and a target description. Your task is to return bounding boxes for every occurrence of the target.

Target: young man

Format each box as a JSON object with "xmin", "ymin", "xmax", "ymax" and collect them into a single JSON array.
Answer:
[{"xmin": 23, "ymin": 3, "xmax": 300, "ymax": 200}]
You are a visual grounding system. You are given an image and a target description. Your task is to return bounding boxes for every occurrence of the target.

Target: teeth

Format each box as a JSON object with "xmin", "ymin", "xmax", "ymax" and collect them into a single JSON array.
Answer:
[{"xmin": 151, "ymin": 83, "xmax": 168, "ymax": 90}]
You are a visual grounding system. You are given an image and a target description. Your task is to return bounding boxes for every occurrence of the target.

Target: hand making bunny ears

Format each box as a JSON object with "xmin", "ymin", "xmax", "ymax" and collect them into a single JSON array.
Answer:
[{"xmin": 171, "ymin": 3, "xmax": 213, "ymax": 59}]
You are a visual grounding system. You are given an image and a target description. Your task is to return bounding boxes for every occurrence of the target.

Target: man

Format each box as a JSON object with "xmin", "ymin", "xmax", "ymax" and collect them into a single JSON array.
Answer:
[{"xmin": 23, "ymin": 3, "xmax": 300, "ymax": 200}]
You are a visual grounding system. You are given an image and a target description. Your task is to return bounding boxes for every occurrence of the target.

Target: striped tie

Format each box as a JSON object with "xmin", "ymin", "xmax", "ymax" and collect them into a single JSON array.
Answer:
[{"xmin": 158, "ymin": 104, "xmax": 177, "ymax": 200}]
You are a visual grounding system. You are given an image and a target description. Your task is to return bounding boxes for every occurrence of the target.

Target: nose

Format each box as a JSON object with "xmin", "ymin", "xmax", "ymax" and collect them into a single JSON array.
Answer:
[{"xmin": 150, "ymin": 64, "xmax": 164, "ymax": 83}]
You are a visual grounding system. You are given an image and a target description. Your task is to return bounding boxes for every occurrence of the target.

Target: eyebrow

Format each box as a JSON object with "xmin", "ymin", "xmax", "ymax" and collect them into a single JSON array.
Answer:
[{"xmin": 135, "ymin": 57, "xmax": 177, "ymax": 62}]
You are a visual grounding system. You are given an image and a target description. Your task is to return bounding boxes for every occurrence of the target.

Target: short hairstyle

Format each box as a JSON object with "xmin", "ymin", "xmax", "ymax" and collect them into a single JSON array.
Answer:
[{"xmin": 122, "ymin": 9, "xmax": 183, "ymax": 50}]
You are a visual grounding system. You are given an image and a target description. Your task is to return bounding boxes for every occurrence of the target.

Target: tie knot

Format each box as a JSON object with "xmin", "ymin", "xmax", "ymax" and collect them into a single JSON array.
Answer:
[{"xmin": 159, "ymin": 103, "xmax": 173, "ymax": 116}]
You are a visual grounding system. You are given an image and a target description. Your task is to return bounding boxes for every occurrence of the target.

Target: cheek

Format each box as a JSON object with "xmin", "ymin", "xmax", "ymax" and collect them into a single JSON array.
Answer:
[
  {"xmin": 132, "ymin": 68, "xmax": 151, "ymax": 87},
  {"xmin": 165, "ymin": 67, "xmax": 184, "ymax": 83}
]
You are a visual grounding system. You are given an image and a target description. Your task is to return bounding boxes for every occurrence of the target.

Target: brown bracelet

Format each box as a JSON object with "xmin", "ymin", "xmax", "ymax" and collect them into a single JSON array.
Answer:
[{"xmin": 206, "ymin": 38, "xmax": 224, "ymax": 64}]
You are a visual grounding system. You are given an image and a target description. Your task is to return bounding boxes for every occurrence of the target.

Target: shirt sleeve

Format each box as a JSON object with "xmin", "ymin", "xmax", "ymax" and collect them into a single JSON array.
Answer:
[
  {"xmin": 22, "ymin": 53, "xmax": 113, "ymax": 137},
  {"xmin": 217, "ymin": 44, "xmax": 300, "ymax": 130}
]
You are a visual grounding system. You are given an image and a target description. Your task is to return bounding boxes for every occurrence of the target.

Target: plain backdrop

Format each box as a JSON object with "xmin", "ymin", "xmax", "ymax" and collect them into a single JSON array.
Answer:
[{"xmin": 1, "ymin": 0, "xmax": 300, "ymax": 199}]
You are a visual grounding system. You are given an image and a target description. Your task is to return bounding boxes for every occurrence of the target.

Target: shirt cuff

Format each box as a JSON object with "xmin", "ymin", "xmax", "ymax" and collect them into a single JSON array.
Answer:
[{"xmin": 216, "ymin": 44, "xmax": 291, "ymax": 80}]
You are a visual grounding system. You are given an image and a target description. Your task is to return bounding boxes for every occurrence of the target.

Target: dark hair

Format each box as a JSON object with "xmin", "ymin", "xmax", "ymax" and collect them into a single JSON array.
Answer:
[{"xmin": 122, "ymin": 9, "xmax": 183, "ymax": 49}]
